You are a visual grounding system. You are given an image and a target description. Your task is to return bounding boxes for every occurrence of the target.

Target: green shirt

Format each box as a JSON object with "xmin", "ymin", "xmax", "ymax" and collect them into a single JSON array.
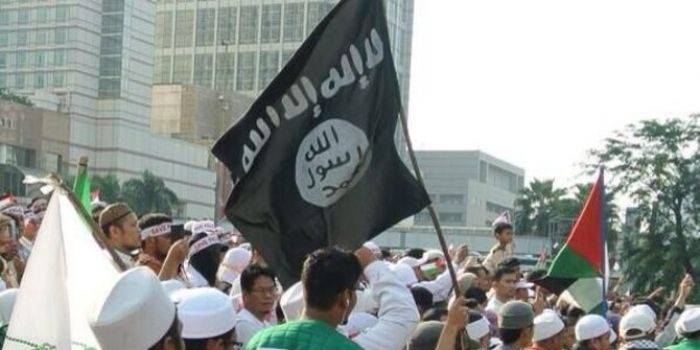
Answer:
[
  {"xmin": 666, "ymin": 338, "xmax": 700, "ymax": 350},
  {"xmin": 245, "ymin": 319, "xmax": 363, "ymax": 350}
]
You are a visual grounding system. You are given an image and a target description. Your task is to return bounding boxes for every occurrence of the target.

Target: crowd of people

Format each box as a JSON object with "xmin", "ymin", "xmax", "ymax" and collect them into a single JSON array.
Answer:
[{"xmin": 0, "ymin": 193, "xmax": 698, "ymax": 350}]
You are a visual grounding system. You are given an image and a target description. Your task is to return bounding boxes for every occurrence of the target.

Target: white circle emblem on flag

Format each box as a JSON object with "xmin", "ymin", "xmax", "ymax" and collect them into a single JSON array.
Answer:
[{"xmin": 295, "ymin": 119, "xmax": 372, "ymax": 207}]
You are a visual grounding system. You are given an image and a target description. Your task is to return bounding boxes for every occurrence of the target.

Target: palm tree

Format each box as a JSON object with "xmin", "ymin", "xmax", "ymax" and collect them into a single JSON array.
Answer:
[
  {"xmin": 121, "ymin": 171, "xmax": 180, "ymax": 216},
  {"xmin": 514, "ymin": 179, "xmax": 567, "ymax": 236},
  {"xmin": 91, "ymin": 173, "xmax": 121, "ymax": 204}
]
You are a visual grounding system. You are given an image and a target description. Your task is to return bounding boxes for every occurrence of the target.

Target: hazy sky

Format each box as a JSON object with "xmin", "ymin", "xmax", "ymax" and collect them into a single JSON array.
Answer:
[{"xmin": 408, "ymin": 0, "xmax": 700, "ymax": 187}]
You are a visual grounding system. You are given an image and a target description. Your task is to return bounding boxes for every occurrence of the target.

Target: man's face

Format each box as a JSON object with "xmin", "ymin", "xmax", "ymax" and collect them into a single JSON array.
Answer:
[
  {"xmin": 23, "ymin": 218, "xmax": 41, "ymax": 240},
  {"xmin": 515, "ymin": 288, "xmax": 529, "ymax": 302},
  {"xmin": 0, "ymin": 228, "xmax": 17, "ymax": 260},
  {"xmin": 111, "ymin": 213, "xmax": 140, "ymax": 251},
  {"xmin": 155, "ymin": 234, "xmax": 175, "ymax": 259},
  {"xmin": 496, "ymin": 229, "xmax": 514, "ymax": 245},
  {"xmin": 243, "ymin": 275, "xmax": 277, "ymax": 317},
  {"xmin": 476, "ymin": 269, "xmax": 491, "ymax": 291},
  {"xmin": 541, "ymin": 331, "xmax": 564, "ymax": 350},
  {"xmin": 591, "ymin": 333, "xmax": 611, "ymax": 350},
  {"xmin": 494, "ymin": 272, "xmax": 517, "ymax": 299}
]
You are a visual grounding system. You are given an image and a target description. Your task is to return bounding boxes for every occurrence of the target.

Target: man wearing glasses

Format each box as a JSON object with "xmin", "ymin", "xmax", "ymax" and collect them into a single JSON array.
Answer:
[{"xmin": 236, "ymin": 264, "xmax": 278, "ymax": 345}]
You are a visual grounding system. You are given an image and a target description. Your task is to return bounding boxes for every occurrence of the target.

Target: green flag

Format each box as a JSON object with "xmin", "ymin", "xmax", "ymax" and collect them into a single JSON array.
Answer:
[{"xmin": 73, "ymin": 165, "xmax": 91, "ymax": 212}]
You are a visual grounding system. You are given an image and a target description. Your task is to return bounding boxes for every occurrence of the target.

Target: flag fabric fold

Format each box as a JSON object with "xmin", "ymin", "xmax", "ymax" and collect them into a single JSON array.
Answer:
[
  {"xmin": 535, "ymin": 169, "xmax": 608, "ymax": 314},
  {"xmin": 211, "ymin": 0, "xmax": 429, "ymax": 287},
  {"xmin": 5, "ymin": 188, "xmax": 118, "ymax": 349},
  {"xmin": 72, "ymin": 165, "xmax": 91, "ymax": 212}
]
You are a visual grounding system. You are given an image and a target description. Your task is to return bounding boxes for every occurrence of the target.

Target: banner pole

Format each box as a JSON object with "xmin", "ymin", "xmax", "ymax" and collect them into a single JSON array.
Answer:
[
  {"xmin": 397, "ymin": 109, "xmax": 462, "ymax": 296},
  {"xmin": 61, "ymin": 157, "xmax": 128, "ymax": 272}
]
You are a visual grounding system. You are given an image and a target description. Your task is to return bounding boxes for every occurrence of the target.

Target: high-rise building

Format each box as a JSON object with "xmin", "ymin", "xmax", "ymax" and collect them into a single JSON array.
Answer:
[
  {"xmin": 153, "ymin": 0, "xmax": 414, "ymax": 107},
  {"xmin": 412, "ymin": 151, "xmax": 525, "ymax": 228},
  {"xmin": 0, "ymin": 0, "xmax": 215, "ymax": 217}
]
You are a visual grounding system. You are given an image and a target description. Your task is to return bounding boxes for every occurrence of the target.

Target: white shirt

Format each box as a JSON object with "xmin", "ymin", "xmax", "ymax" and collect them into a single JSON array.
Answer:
[
  {"xmin": 414, "ymin": 268, "xmax": 455, "ymax": 303},
  {"xmin": 184, "ymin": 261, "xmax": 209, "ymax": 288},
  {"xmin": 235, "ymin": 308, "xmax": 271, "ymax": 345},
  {"xmin": 352, "ymin": 261, "xmax": 420, "ymax": 350},
  {"xmin": 486, "ymin": 296, "xmax": 507, "ymax": 314}
]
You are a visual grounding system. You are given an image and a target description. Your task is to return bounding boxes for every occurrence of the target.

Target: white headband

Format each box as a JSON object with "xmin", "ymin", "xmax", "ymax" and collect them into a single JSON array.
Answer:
[
  {"xmin": 191, "ymin": 221, "xmax": 215, "ymax": 235},
  {"xmin": 188, "ymin": 235, "xmax": 220, "ymax": 258},
  {"xmin": 140, "ymin": 222, "xmax": 172, "ymax": 240}
]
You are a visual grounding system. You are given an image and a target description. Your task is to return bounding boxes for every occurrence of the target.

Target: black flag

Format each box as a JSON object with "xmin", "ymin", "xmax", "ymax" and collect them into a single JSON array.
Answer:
[{"xmin": 212, "ymin": 0, "xmax": 430, "ymax": 287}]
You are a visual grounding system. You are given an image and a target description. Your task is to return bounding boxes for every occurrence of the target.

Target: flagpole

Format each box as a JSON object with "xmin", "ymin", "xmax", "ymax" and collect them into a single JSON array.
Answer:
[
  {"xmin": 62, "ymin": 157, "xmax": 128, "ymax": 272},
  {"xmin": 397, "ymin": 109, "xmax": 462, "ymax": 296}
]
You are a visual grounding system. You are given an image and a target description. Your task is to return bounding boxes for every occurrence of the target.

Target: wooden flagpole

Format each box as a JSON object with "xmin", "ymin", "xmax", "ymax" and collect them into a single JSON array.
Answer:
[{"xmin": 397, "ymin": 109, "xmax": 462, "ymax": 296}]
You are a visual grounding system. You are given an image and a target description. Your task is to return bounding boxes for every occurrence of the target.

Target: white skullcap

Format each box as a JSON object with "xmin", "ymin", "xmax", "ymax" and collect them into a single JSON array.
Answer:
[
  {"xmin": 363, "ymin": 241, "xmax": 381, "ymax": 256},
  {"xmin": 575, "ymin": 314, "xmax": 611, "ymax": 342},
  {"xmin": 397, "ymin": 256, "xmax": 420, "ymax": 268},
  {"xmin": 280, "ymin": 281, "xmax": 304, "ymax": 322},
  {"xmin": 0, "ymin": 289, "xmax": 18, "ymax": 325},
  {"xmin": 160, "ymin": 279, "xmax": 186, "ymax": 299},
  {"xmin": 390, "ymin": 263, "xmax": 418, "ymax": 287},
  {"xmin": 533, "ymin": 309, "xmax": 565, "ymax": 342},
  {"xmin": 217, "ymin": 247, "xmax": 252, "ymax": 284},
  {"xmin": 177, "ymin": 287, "xmax": 237, "ymax": 339},
  {"xmin": 88, "ymin": 267, "xmax": 176, "ymax": 350},
  {"xmin": 516, "ymin": 280, "xmax": 534, "ymax": 290},
  {"xmin": 629, "ymin": 304, "xmax": 657, "ymax": 322},
  {"xmin": 676, "ymin": 308, "xmax": 700, "ymax": 335},
  {"xmin": 620, "ymin": 311, "xmax": 655, "ymax": 340},
  {"xmin": 418, "ymin": 250, "xmax": 445, "ymax": 265},
  {"xmin": 467, "ymin": 315, "xmax": 491, "ymax": 341}
]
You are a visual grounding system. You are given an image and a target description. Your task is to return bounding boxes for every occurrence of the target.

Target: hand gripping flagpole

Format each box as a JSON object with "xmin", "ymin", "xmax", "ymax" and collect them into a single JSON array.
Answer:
[
  {"xmin": 61, "ymin": 157, "xmax": 128, "ymax": 272},
  {"xmin": 397, "ymin": 109, "xmax": 462, "ymax": 296}
]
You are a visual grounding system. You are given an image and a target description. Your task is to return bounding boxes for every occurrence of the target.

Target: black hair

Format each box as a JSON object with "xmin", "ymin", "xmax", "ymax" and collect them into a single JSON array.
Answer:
[
  {"xmin": 138, "ymin": 213, "xmax": 172, "ymax": 230},
  {"xmin": 410, "ymin": 286, "xmax": 433, "ymax": 314},
  {"xmin": 183, "ymin": 326, "xmax": 235, "ymax": 350},
  {"xmin": 421, "ymin": 306, "xmax": 448, "ymax": 322},
  {"xmin": 240, "ymin": 264, "xmax": 276, "ymax": 293},
  {"xmin": 494, "ymin": 222, "xmax": 513, "ymax": 234},
  {"xmin": 468, "ymin": 311, "xmax": 484, "ymax": 323},
  {"xmin": 381, "ymin": 249, "xmax": 391, "ymax": 260},
  {"xmin": 405, "ymin": 248, "xmax": 426, "ymax": 260},
  {"xmin": 567, "ymin": 306, "xmax": 585, "ymax": 322},
  {"xmin": 301, "ymin": 247, "xmax": 362, "ymax": 311},
  {"xmin": 637, "ymin": 300, "xmax": 661, "ymax": 320},
  {"xmin": 499, "ymin": 328, "xmax": 524, "ymax": 345},
  {"xmin": 464, "ymin": 287, "xmax": 487, "ymax": 305},
  {"xmin": 188, "ymin": 232, "xmax": 224, "ymax": 287},
  {"xmin": 494, "ymin": 266, "xmax": 516, "ymax": 281},
  {"xmin": 498, "ymin": 257, "xmax": 520, "ymax": 270}
]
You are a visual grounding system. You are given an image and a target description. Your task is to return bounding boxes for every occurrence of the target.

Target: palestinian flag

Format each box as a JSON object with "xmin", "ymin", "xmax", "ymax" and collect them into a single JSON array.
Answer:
[{"xmin": 534, "ymin": 169, "xmax": 608, "ymax": 314}]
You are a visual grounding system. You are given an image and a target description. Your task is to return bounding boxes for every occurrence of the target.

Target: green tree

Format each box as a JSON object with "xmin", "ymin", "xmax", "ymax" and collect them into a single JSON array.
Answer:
[
  {"xmin": 588, "ymin": 115, "xmax": 700, "ymax": 299},
  {"xmin": 120, "ymin": 171, "xmax": 180, "ymax": 216},
  {"xmin": 90, "ymin": 174, "xmax": 121, "ymax": 204},
  {"xmin": 514, "ymin": 179, "xmax": 567, "ymax": 236},
  {"xmin": 0, "ymin": 88, "xmax": 33, "ymax": 106}
]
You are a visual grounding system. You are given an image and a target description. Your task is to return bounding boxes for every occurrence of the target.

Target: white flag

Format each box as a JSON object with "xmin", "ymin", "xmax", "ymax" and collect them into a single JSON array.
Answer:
[{"xmin": 4, "ymin": 188, "xmax": 119, "ymax": 349}]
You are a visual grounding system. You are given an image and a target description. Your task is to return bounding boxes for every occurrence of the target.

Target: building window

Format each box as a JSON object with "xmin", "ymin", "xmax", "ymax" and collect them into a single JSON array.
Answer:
[
  {"xmin": 55, "ymin": 6, "xmax": 71, "ymax": 22},
  {"xmin": 53, "ymin": 71, "xmax": 66, "ymax": 87},
  {"xmin": 18, "ymin": 9, "xmax": 30, "ymax": 25},
  {"xmin": 34, "ymin": 73, "xmax": 45, "ymax": 88},
  {"xmin": 258, "ymin": 51, "xmax": 279, "ymax": 89},
  {"xmin": 53, "ymin": 50, "xmax": 66, "ymax": 66},
  {"xmin": 283, "ymin": 3, "xmax": 304, "ymax": 42},
  {"xmin": 99, "ymin": 56, "xmax": 121, "ymax": 76},
  {"xmin": 175, "ymin": 10, "xmax": 194, "ymax": 48},
  {"xmin": 486, "ymin": 202, "xmax": 511, "ymax": 215},
  {"xmin": 35, "ymin": 29, "xmax": 48, "ymax": 46},
  {"xmin": 193, "ymin": 54, "xmax": 213, "ymax": 87},
  {"xmin": 414, "ymin": 210, "xmax": 432, "ymax": 225},
  {"xmin": 0, "ymin": 74, "xmax": 5, "ymax": 88},
  {"xmin": 17, "ymin": 30, "xmax": 28, "ymax": 47},
  {"xmin": 215, "ymin": 52, "xmax": 235, "ymax": 91},
  {"xmin": 307, "ymin": 2, "xmax": 332, "ymax": 34},
  {"xmin": 55, "ymin": 28, "xmax": 68, "ymax": 45},
  {"xmin": 102, "ymin": 14, "xmax": 123, "ymax": 34},
  {"xmin": 439, "ymin": 212, "xmax": 464, "ymax": 225},
  {"xmin": 260, "ymin": 4, "xmax": 280, "ymax": 44},
  {"xmin": 0, "ymin": 32, "xmax": 7, "ymax": 47},
  {"xmin": 217, "ymin": 7, "xmax": 237, "ymax": 44},
  {"xmin": 155, "ymin": 11, "xmax": 172, "ymax": 48},
  {"xmin": 0, "ymin": 53, "xmax": 5, "ymax": 69},
  {"xmin": 34, "ymin": 51, "xmax": 47, "ymax": 68},
  {"xmin": 154, "ymin": 55, "xmax": 171, "ymax": 83},
  {"xmin": 236, "ymin": 51, "xmax": 255, "ymax": 91},
  {"xmin": 36, "ymin": 7, "xmax": 49, "ymax": 22},
  {"xmin": 0, "ymin": 144, "xmax": 36, "ymax": 168},
  {"xmin": 440, "ymin": 194, "xmax": 464, "ymax": 205},
  {"xmin": 98, "ymin": 78, "xmax": 120, "ymax": 98},
  {"xmin": 0, "ymin": 165, "xmax": 28, "ymax": 197},
  {"xmin": 0, "ymin": 10, "xmax": 9, "ymax": 25},
  {"xmin": 44, "ymin": 153, "xmax": 62, "ymax": 173},
  {"xmin": 104, "ymin": 0, "xmax": 124, "ymax": 13},
  {"xmin": 100, "ymin": 35, "xmax": 122, "ymax": 55},
  {"xmin": 239, "ymin": 6, "xmax": 258, "ymax": 44},
  {"xmin": 16, "ymin": 52, "xmax": 27, "ymax": 68},
  {"xmin": 195, "ymin": 8, "xmax": 215, "ymax": 47},
  {"xmin": 15, "ymin": 74, "xmax": 25, "ymax": 89},
  {"xmin": 172, "ymin": 54, "xmax": 191, "ymax": 83}
]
